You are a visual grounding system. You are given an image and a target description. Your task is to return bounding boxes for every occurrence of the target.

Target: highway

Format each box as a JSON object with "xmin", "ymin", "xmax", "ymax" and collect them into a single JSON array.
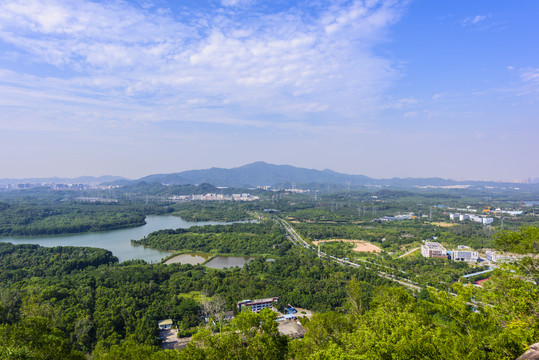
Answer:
[
  {"xmin": 277, "ymin": 218, "xmax": 494, "ymax": 305},
  {"xmin": 277, "ymin": 218, "xmax": 421, "ymax": 292}
]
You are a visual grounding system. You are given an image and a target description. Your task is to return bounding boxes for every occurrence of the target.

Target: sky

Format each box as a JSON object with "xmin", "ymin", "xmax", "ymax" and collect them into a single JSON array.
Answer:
[{"xmin": 0, "ymin": 0, "xmax": 538, "ymax": 181}]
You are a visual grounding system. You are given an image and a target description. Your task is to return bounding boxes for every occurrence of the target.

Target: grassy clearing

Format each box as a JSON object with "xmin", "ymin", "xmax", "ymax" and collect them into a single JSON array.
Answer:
[{"xmin": 178, "ymin": 291, "xmax": 213, "ymax": 303}]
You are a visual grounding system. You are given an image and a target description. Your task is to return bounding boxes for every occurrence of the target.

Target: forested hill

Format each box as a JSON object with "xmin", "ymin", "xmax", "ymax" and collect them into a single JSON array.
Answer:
[{"xmin": 135, "ymin": 161, "xmax": 371, "ymax": 187}]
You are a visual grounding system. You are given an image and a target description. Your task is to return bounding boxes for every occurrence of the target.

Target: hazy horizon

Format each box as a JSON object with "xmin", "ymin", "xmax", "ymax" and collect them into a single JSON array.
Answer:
[
  {"xmin": 1, "ymin": 0, "xmax": 538, "ymax": 180},
  {"xmin": 0, "ymin": 161, "xmax": 537, "ymax": 184}
]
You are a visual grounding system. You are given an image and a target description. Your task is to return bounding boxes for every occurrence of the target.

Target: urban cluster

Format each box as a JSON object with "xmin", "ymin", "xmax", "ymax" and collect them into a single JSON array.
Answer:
[
  {"xmin": 420, "ymin": 241, "xmax": 525, "ymax": 265},
  {"xmin": 168, "ymin": 193, "xmax": 259, "ymax": 202},
  {"xmin": 376, "ymin": 214, "xmax": 417, "ymax": 222},
  {"xmin": 421, "ymin": 241, "xmax": 478, "ymax": 262},
  {"xmin": 449, "ymin": 213, "xmax": 494, "ymax": 224}
]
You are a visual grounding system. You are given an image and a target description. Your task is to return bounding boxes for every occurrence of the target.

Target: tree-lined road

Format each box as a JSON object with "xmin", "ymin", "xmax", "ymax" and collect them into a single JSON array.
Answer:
[{"xmin": 277, "ymin": 218, "xmax": 421, "ymax": 292}]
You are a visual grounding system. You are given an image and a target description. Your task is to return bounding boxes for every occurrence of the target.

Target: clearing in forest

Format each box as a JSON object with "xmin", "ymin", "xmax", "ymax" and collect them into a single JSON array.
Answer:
[
  {"xmin": 431, "ymin": 222, "xmax": 456, "ymax": 227},
  {"xmin": 311, "ymin": 239, "xmax": 381, "ymax": 253}
]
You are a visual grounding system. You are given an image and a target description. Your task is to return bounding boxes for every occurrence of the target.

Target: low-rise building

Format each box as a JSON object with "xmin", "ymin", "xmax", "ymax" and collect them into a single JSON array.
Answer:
[
  {"xmin": 237, "ymin": 297, "xmax": 279, "ymax": 312},
  {"xmin": 421, "ymin": 242, "xmax": 447, "ymax": 258},
  {"xmin": 158, "ymin": 319, "xmax": 173, "ymax": 330},
  {"xmin": 485, "ymin": 250, "xmax": 518, "ymax": 263},
  {"xmin": 451, "ymin": 213, "xmax": 493, "ymax": 224},
  {"xmin": 452, "ymin": 249, "xmax": 478, "ymax": 262}
]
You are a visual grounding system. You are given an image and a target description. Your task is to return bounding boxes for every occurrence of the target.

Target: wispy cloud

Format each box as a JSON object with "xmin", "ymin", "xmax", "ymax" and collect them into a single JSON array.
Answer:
[
  {"xmin": 461, "ymin": 14, "xmax": 488, "ymax": 26},
  {"xmin": 459, "ymin": 13, "xmax": 504, "ymax": 32},
  {"xmin": 520, "ymin": 67, "xmax": 539, "ymax": 86},
  {"xmin": 383, "ymin": 97, "xmax": 419, "ymax": 109},
  {"xmin": 0, "ymin": 0, "xmax": 405, "ymax": 134}
]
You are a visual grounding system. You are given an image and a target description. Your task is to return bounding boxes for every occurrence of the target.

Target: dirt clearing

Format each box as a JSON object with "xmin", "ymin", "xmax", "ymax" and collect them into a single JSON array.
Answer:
[
  {"xmin": 311, "ymin": 239, "xmax": 381, "ymax": 253},
  {"xmin": 431, "ymin": 222, "xmax": 456, "ymax": 227}
]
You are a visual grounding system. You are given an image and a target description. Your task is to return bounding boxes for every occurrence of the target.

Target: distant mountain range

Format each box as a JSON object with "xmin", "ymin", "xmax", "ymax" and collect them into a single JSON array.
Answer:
[
  {"xmin": 133, "ymin": 162, "xmax": 371, "ymax": 188},
  {"xmin": 3, "ymin": 162, "xmax": 537, "ymax": 190},
  {"xmin": 113, "ymin": 162, "xmax": 538, "ymax": 190},
  {"xmin": 0, "ymin": 175, "xmax": 125, "ymax": 186}
]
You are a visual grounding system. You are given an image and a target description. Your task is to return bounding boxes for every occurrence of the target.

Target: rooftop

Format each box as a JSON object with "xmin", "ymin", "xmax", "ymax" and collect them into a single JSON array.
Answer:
[
  {"xmin": 158, "ymin": 319, "xmax": 173, "ymax": 326},
  {"xmin": 239, "ymin": 297, "xmax": 279, "ymax": 305},
  {"xmin": 423, "ymin": 242, "xmax": 446, "ymax": 250}
]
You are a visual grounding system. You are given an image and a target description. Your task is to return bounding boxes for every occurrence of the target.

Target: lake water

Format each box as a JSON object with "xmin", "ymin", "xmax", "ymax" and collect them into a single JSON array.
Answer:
[
  {"xmin": 0, "ymin": 215, "xmax": 231, "ymax": 263},
  {"xmin": 165, "ymin": 253, "xmax": 256, "ymax": 269},
  {"xmin": 164, "ymin": 253, "xmax": 212, "ymax": 265},
  {"xmin": 164, "ymin": 253, "xmax": 273, "ymax": 269},
  {"xmin": 205, "ymin": 256, "xmax": 255, "ymax": 269}
]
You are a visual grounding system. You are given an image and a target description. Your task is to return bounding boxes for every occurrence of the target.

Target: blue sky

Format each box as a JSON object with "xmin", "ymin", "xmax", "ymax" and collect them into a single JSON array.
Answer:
[{"xmin": 0, "ymin": 0, "xmax": 537, "ymax": 181}]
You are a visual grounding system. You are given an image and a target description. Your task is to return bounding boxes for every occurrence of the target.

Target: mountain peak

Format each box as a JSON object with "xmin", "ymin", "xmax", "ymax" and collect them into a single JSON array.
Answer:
[{"xmin": 242, "ymin": 161, "xmax": 271, "ymax": 167}]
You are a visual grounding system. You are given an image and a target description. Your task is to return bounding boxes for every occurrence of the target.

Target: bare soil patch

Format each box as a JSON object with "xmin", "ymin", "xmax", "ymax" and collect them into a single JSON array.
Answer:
[
  {"xmin": 311, "ymin": 239, "xmax": 381, "ymax": 253},
  {"xmin": 278, "ymin": 320, "xmax": 306, "ymax": 338},
  {"xmin": 431, "ymin": 222, "xmax": 456, "ymax": 227}
]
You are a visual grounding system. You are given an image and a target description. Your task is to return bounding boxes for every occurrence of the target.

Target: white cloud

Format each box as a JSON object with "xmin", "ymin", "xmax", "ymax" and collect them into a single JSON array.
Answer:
[
  {"xmin": 0, "ymin": 0, "xmax": 404, "ymax": 132},
  {"xmin": 461, "ymin": 14, "xmax": 489, "ymax": 27},
  {"xmin": 403, "ymin": 111, "xmax": 417, "ymax": 118},
  {"xmin": 471, "ymin": 15, "xmax": 486, "ymax": 24},
  {"xmin": 520, "ymin": 68, "xmax": 539, "ymax": 86},
  {"xmin": 384, "ymin": 97, "xmax": 419, "ymax": 109},
  {"xmin": 221, "ymin": 0, "xmax": 252, "ymax": 7}
]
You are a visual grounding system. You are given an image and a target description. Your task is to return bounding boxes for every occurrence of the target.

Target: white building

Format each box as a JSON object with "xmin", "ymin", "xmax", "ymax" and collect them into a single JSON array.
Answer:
[
  {"xmin": 452, "ymin": 213, "xmax": 493, "ymax": 224},
  {"xmin": 421, "ymin": 242, "xmax": 447, "ymax": 258},
  {"xmin": 158, "ymin": 319, "xmax": 173, "ymax": 330},
  {"xmin": 485, "ymin": 250, "xmax": 517, "ymax": 263},
  {"xmin": 469, "ymin": 215, "xmax": 483, "ymax": 223},
  {"xmin": 237, "ymin": 297, "xmax": 279, "ymax": 312},
  {"xmin": 452, "ymin": 249, "xmax": 478, "ymax": 262}
]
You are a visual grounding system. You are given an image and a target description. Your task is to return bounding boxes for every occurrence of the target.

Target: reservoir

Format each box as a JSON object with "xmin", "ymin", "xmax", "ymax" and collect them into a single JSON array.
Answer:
[
  {"xmin": 164, "ymin": 253, "xmax": 256, "ymax": 269},
  {"xmin": 0, "ymin": 215, "xmax": 231, "ymax": 263},
  {"xmin": 205, "ymin": 256, "xmax": 255, "ymax": 269}
]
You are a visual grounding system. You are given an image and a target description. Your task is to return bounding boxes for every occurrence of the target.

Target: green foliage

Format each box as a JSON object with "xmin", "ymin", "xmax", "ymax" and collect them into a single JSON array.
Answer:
[
  {"xmin": 0, "ymin": 194, "xmax": 537, "ymax": 359},
  {"xmin": 180, "ymin": 309, "xmax": 288, "ymax": 360},
  {"xmin": 294, "ymin": 281, "xmax": 536, "ymax": 360},
  {"xmin": 494, "ymin": 226, "xmax": 539, "ymax": 254},
  {"xmin": 0, "ymin": 243, "xmax": 117, "ymax": 284},
  {"xmin": 389, "ymin": 254, "xmax": 488, "ymax": 288},
  {"xmin": 92, "ymin": 339, "xmax": 180, "ymax": 360},
  {"xmin": 494, "ymin": 226, "xmax": 539, "ymax": 286},
  {"xmin": 0, "ymin": 202, "xmax": 169, "ymax": 236},
  {"xmin": 171, "ymin": 202, "xmax": 252, "ymax": 222},
  {"xmin": 0, "ymin": 316, "xmax": 85, "ymax": 360},
  {"xmin": 0, "ymin": 243, "xmax": 383, "ymax": 357}
]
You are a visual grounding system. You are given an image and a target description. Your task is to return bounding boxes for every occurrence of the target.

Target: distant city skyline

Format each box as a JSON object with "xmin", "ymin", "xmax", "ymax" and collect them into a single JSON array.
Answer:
[{"xmin": 0, "ymin": 0, "xmax": 538, "ymax": 180}]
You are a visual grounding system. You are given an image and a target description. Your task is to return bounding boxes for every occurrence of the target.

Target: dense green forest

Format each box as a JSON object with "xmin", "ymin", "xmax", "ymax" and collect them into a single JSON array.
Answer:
[
  {"xmin": 0, "ymin": 239, "xmax": 537, "ymax": 359},
  {"xmin": 1, "ymin": 184, "xmax": 536, "ymax": 237},
  {"xmin": 0, "ymin": 202, "xmax": 172, "ymax": 236},
  {"xmin": 0, "ymin": 242, "xmax": 384, "ymax": 358},
  {"xmin": 171, "ymin": 202, "xmax": 253, "ymax": 222},
  {"xmin": 1, "ymin": 187, "xmax": 538, "ymax": 359}
]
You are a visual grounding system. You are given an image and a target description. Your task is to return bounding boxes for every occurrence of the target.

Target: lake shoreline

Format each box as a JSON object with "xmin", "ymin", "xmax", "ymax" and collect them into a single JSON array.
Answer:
[
  {"xmin": 0, "ymin": 215, "xmax": 238, "ymax": 263},
  {"xmin": 164, "ymin": 252, "xmax": 277, "ymax": 269}
]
